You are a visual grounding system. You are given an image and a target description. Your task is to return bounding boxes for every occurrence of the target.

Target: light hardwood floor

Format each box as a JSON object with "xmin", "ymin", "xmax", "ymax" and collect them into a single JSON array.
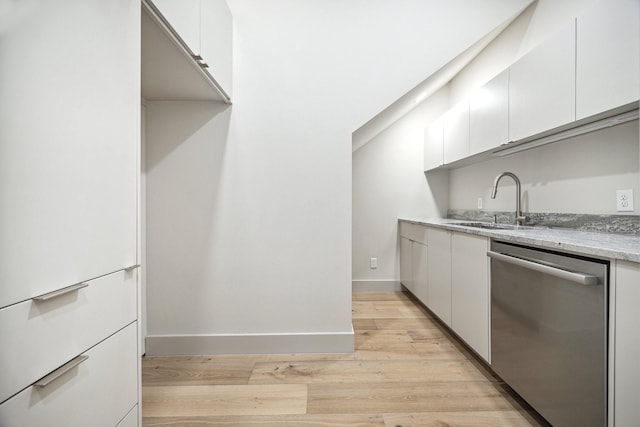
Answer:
[{"xmin": 142, "ymin": 291, "xmax": 549, "ymax": 426}]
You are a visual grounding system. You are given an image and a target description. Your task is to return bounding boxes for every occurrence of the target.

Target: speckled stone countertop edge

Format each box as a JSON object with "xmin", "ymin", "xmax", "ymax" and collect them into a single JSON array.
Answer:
[{"xmin": 399, "ymin": 218, "xmax": 640, "ymax": 263}]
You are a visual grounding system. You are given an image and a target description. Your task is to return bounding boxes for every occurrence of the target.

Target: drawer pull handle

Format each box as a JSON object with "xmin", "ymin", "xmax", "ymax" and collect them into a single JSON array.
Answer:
[
  {"xmin": 124, "ymin": 264, "xmax": 140, "ymax": 272},
  {"xmin": 34, "ymin": 355, "xmax": 89, "ymax": 387},
  {"xmin": 33, "ymin": 282, "xmax": 89, "ymax": 301}
]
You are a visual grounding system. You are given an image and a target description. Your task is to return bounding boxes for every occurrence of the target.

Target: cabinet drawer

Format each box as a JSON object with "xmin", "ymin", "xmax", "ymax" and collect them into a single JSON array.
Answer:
[
  {"xmin": 0, "ymin": 323, "xmax": 138, "ymax": 427},
  {"xmin": 0, "ymin": 269, "xmax": 137, "ymax": 403},
  {"xmin": 399, "ymin": 222, "xmax": 428, "ymax": 244}
]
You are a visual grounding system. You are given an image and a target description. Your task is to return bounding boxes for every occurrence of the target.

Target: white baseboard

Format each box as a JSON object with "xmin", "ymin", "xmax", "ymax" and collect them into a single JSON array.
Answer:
[
  {"xmin": 145, "ymin": 329, "xmax": 354, "ymax": 356},
  {"xmin": 352, "ymin": 279, "xmax": 402, "ymax": 292}
]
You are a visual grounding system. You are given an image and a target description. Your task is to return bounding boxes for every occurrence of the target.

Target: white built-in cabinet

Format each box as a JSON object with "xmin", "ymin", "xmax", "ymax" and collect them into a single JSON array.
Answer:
[
  {"xmin": 152, "ymin": 0, "xmax": 201, "ymax": 53},
  {"xmin": 399, "ymin": 223, "xmax": 429, "ymax": 306},
  {"xmin": 424, "ymin": 0, "xmax": 639, "ymax": 171},
  {"xmin": 469, "ymin": 70, "xmax": 509, "ymax": 155},
  {"xmin": 400, "ymin": 237, "xmax": 413, "ymax": 295},
  {"xmin": 399, "ymin": 222, "xmax": 489, "ymax": 362},
  {"xmin": 450, "ymin": 233, "xmax": 489, "ymax": 362},
  {"xmin": 412, "ymin": 243, "xmax": 429, "ymax": 305},
  {"xmin": 0, "ymin": 0, "xmax": 140, "ymax": 425},
  {"xmin": 426, "ymin": 228, "xmax": 452, "ymax": 326},
  {"xmin": 200, "ymin": 0, "xmax": 233, "ymax": 95},
  {"xmin": 443, "ymin": 101, "xmax": 470, "ymax": 164},
  {"xmin": 612, "ymin": 260, "xmax": 640, "ymax": 426},
  {"xmin": 509, "ymin": 21, "xmax": 576, "ymax": 142},
  {"xmin": 576, "ymin": 0, "xmax": 640, "ymax": 120},
  {"xmin": 424, "ymin": 118, "xmax": 444, "ymax": 171},
  {"xmin": 148, "ymin": 0, "xmax": 233, "ymax": 99}
]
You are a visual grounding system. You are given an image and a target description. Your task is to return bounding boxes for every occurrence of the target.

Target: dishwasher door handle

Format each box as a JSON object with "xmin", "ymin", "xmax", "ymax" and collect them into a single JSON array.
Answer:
[{"xmin": 487, "ymin": 251, "xmax": 599, "ymax": 285}]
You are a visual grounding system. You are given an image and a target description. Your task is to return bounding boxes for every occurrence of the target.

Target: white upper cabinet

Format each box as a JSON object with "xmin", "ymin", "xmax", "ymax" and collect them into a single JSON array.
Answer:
[
  {"xmin": 424, "ymin": 118, "xmax": 444, "ymax": 171},
  {"xmin": 143, "ymin": 0, "xmax": 232, "ymax": 101},
  {"xmin": 576, "ymin": 0, "xmax": 640, "ymax": 120},
  {"xmin": 152, "ymin": 0, "xmax": 201, "ymax": 54},
  {"xmin": 469, "ymin": 70, "xmax": 509, "ymax": 155},
  {"xmin": 0, "ymin": 0, "xmax": 139, "ymax": 309},
  {"xmin": 201, "ymin": 0, "xmax": 233, "ymax": 97},
  {"xmin": 443, "ymin": 101, "xmax": 470, "ymax": 164},
  {"xmin": 509, "ymin": 21, "xmax": 576, "ymax": 142}
]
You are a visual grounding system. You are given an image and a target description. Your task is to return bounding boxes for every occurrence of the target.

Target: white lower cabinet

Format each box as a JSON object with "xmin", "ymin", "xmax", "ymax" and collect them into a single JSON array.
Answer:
[
  {"xmin": 400, "ymin": 223, "xmax": 429, "ymax": 306},
  {"xmin": 450, "ymin": 233, "xmax": 489, "ymax": 362},
  {"xmin": 426, "ymin": 228, "xmax": 451, "ymax": 326},
  {"xmin": 0, "ymin": 270, "xmax": 137, "ymax": 403},
  {"xmin": 412, "ymin": 242, "xmax": 429, "ymax": 305},
  {"xmin": 399, "ymin": 223, "xmax": 488, "ymax": 361},
  {"xmin": 0, "ymin": 323, "xmax": 138, "ymax": 427},
  {"xmin": 613, "ymin": 260, "xmax": 640, "ymax": 426},
  {"xmin": 400, "ymin": 237, "xmax": 413, "ymax": 294}
]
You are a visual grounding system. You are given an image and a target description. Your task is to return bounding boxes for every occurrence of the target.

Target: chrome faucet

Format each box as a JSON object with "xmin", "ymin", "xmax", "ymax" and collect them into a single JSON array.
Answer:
[{"xmin": 491, "ymin": 172, "xmax": 527, "ymax": 226}]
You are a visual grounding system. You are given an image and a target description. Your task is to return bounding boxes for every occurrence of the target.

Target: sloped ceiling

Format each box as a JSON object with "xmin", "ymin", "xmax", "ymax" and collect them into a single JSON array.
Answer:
[{"xmin": 227, "ymin": 0, "xmax": 532, "ymax": 140}]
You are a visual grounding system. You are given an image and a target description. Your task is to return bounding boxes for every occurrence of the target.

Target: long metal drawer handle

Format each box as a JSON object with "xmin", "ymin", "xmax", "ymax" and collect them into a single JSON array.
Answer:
[
  {"xmin": 33, "ymin": 282, "xmax": 89, "ymax": 301},
  {"xmin": 34, "ymin": 355, "xmax": 89, "ymax": 387},
  {"xmin": 487, "ymin": 251, "xmax": 599, "ymax": 285}
]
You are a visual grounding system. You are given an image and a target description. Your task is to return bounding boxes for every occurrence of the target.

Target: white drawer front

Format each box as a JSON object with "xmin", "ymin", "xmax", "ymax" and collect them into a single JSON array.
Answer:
[
  {"xmin": 399, "ymin": 222, "xmax": 428, "ymax": 245},
  {"xmin": 0, "ymin": 269, "xmax": 137, "ymax": 403},
  {"xmin": 0, "ymin": 323, "xmax": 138, "ymax": 427}
]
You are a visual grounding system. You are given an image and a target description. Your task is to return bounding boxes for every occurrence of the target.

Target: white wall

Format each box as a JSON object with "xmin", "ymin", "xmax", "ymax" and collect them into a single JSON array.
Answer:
[
  {"xmin": 145, "ymin": 0, "xmax": 531, "ymax": 354},
  {"xmin": 449, "ymin": 120, "xmax": 640, "ymax": 214},
  {"xmin": 351, "ymin": 0, "xmax": 631, "ymax": 284},
  {"xmin": 352, "ymin": 88, "xmax": 450, "ymax": 283}
]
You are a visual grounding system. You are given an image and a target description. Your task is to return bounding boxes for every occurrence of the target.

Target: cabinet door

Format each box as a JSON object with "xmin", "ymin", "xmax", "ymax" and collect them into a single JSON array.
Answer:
[
  {"xmin": 614, "ymin": 261, "xmax": 640, "ymax": 426},
  {"xmin": 451, "ymin": 233, "xmax": 489, "ymax": 361},
  {"xmin": 0, "ymin": 0, "xmax": 139, "ymax": 308},
  {"xmin": 412, "ymin": 242, "xmax": 428, "ymax": 305},
  {"xmin": 426, "ymin": 228, "xmax": 451, "ymax": 326},
  {"xmin": 201, "ymin": 0, "xmax": 233, "ymax": 96},
  {"xmin": 152, "ymin": 0, "xmax": 202, "ymax": 55},
  {"xmin": 400, "ymin": 237, "xmax": 413, "ymax": 293},
  {"xmin": 424, "ymin": 118, "xmax": 444, "ymax": 171},
  {"xmin": 509, "ymin": 21, "xmax": 576, "ymax": 141},
  {"xmin": 469, "ymin": 70, "xmax": 509, "ymax": 155},
  {"xmin": 443, "ymin": 101, "xmax": 470, "ymax": 164},
  {"xmin": 576, "ymin": 0, "xmax": 640, "ymax": 120}
]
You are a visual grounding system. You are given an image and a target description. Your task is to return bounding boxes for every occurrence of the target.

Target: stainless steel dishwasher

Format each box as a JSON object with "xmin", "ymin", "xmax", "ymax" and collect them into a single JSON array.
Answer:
[{"xmin": 488, "ymin": 240, "xmax": 608, "ymax": 427}]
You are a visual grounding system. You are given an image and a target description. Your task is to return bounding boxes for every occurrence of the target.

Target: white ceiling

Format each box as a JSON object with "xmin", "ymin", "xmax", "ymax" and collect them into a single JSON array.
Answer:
[{"xmin": 226, "ymin": 0, "xmax": 532, "ymax": 136}]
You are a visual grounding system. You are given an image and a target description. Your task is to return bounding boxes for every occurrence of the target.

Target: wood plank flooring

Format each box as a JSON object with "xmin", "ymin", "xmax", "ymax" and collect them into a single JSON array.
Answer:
[{"xmin": 142, "ymin": 291, "xmax": 549, "ymax": 426}]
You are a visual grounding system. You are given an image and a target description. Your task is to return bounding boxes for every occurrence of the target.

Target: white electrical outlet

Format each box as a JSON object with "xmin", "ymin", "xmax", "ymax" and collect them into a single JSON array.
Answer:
[
  {"xmin": 616, "ymin": 189, "xmax": 634, "ymax": 212},
  {"xmin": 370, "ymin": 257, "xmax": 377, "ymax": 269},
  {"xmin": 477, "ymin": 197, "xmax": 483, "ymax": 209}
]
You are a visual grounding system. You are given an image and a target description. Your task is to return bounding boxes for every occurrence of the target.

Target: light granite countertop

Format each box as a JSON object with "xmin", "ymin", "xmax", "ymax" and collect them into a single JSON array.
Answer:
[{"xmin": 399, "ymin": 218, "xmax": 640, "ymax": 263}]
